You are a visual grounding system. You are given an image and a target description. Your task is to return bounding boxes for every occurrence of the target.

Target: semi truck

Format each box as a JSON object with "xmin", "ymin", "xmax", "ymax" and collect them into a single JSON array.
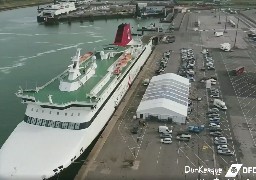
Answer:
[{"xmin": 232, "ymin": 66, "xmax": 245, "ymax": 76}]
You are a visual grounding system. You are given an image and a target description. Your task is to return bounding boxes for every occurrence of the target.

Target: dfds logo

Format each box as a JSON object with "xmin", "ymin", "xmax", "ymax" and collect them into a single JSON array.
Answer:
[
  {"xmin": 225, "ymin": 164, "xmax": 256, "ymax": 177},
  {"xmin": 225, "ymin": 164, "xmax": 242, "ymax": 177}
]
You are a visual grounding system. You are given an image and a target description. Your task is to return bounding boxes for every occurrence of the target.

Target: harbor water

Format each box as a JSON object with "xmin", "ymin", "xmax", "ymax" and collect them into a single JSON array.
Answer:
[{"xmin": 0, "ymin": 5, "xmax": 166, "ymax": 179}]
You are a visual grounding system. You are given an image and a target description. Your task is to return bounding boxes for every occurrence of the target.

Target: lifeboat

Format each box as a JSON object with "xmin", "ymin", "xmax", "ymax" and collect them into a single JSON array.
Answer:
[
  {"xmin": 113, "ymin": 67, "xmax": 121, "ymax": 75},
  {"xmin": 80, "ymin": 52, "xmax": 93, "ymax": 63}
]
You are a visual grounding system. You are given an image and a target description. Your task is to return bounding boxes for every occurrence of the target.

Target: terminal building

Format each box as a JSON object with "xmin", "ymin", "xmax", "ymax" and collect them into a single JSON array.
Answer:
[{"xmin": 136, "ymin": 73, "xmax": 190, "ymax": 124}]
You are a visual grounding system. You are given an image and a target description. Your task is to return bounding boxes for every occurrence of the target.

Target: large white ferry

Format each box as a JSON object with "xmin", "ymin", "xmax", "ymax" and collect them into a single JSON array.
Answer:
[
  {"xmin": 37, "ymin": 0, "xmax": 77, "ymax": 24},
  {"xmin": 0, "ymin": 23, "xmax": 153, "ymax": 180}
]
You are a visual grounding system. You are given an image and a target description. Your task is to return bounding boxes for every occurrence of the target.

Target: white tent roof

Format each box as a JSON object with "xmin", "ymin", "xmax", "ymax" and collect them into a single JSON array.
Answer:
[{"xmin": 137, "ymin": 73, "xmax": 190, "ymax": 117}]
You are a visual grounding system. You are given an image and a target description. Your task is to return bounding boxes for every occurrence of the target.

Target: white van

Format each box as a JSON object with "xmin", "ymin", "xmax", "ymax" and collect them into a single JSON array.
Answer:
[
  {"xmin": 179, "ymin": 134, "xmax": 191, "ymax": 139},
  {"xmin": 215, "ymin": 32, "xmax": 224, "ymax": 37},
  {"xmin": 158, "ymin": 126, "xmax": 172, "ymax": 134},
  {"xmin": 213, "ymin": 99, "xmax": 227, "ymax": 110}
]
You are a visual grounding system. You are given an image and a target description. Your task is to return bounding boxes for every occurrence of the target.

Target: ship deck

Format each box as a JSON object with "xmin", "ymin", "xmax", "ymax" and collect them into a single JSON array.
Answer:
[{"xmin": 20, "ymin": 45, "xmax": 131, "ymax": 106}]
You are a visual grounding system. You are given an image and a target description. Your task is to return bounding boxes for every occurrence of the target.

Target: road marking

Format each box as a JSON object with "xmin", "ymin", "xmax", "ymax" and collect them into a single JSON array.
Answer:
[
  {"xmin": 195, "ymin": 134, "xmax": 213, "ymax": 150},
  {"xmin": 242, "ymin": 96, "xmax": 256, "ymax": 108},
  {"xmin": 203, "ymin": 145, "xmax": 208, "ymax": 150},
  {"xmin": 232, "ymin": 75, "xmax": 247, "ymax": 84},
  {"xmin": 220, "ymin": 51, "xmax": 256, "ymax": 147},
  {"xmin": 179, "ymin": 148, "xmax": 197, "ymax": 167},
  {"xmin": 184, "ymin": 142, "xmax": 208, "ymax": 166},
  {"xmin": 237, "ymin": 85, "xmax": 254, "ymax": 97}
]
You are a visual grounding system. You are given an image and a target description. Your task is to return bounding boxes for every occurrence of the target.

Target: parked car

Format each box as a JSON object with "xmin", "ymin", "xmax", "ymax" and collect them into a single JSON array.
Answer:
[
  {"xmin": 209, "ymin": 79, "xmax": 217, "ymax": 85},
  {"xmin": 210, "ymin": 88, "xmax": 219, "ymax": 92},
  {"xmin": 209, "ymin": 117, "xmax": 220, "ymax": 121},
  {"xmin": 208, "ymin": 113, "xmax": 220, "ymax": 118},
  {"xmin": 209, "ymin": 123, "xmax": 220, "ymax": 128},
  {"xmin": 207, "ymin": 66, "xmax": 215, "ymax": 70},
  {"xmin": 160, "ymin": 133, "xmax": 172, "ymax": 138},
  {"xmin": 161, "ymin": 138, "xmax": 172, "ymax": 144},
  {"xmin": 215, "ymin": 137, "xmax": 227, "ymax": 141},
  {"xmin": 217, "ymin": 144, "xmax": 228, "ymax": 150},
  {"xmin": 187, "ymin": 69, "xmax": 195, "ymax": 75},
  {"xmin": 209, "ymin": 120, "xmax": 220, "ymax": 125},
  {"xmin": 210, "ymin": 131, "xmax": 223, "ymax": 137},
  {"xmin": 131, "ymin": 126, "xmax": 139, "ymax": 134},
  {"xmin": 209, "ymin": 127, "xmax": 222, "ymax": 132},
  {"xmin": 188, "ymin": 77, "xmax": 195, "ymax": 82},
  {"xmin": 210, "ymin": 94, "xmax": 220, "ymax": 98},
  {"xmin": 214, "ymin": 138, "xmax": 227, "ymax": 145},
  {"xmin": 217, "ymin": 149, "xmax": 234, "ymax": 156},
  {"xmin": 208, "ymin": 108, "xmax": 219, "ymax": 113},
  {"xmin": 206, "ymin": 62, "xmax": 214, "ymax": 66}
]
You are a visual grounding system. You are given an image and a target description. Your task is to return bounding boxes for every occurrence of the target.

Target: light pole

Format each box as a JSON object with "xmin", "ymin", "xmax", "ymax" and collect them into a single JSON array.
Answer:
[
  {"xmin": 233, "ymin": 17, "xmax": 240, "ymax": 49},
  {"xmin": 218, "ymin": 8, "xmax": 221, "ymax": 24},
  {"xmin": 224, "ymin": 15, "xmax": 227, "ymax": 33}
]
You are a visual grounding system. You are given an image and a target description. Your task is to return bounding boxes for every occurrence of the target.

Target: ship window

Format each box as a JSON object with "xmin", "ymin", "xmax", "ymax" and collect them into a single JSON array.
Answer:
[
  {"xmin": 68, "ymin": 123, "xmax": 75, "ymax": 130},
  {"xmin": 55, "ymin": 121, "xmax": 61, "ymax": 128},
  {"xmin": 31, "ymin": 117, "xmax": 36, "ymax": 125},
  {"xmin": 48, "ymin": 120, "xmax": 55, "ymax": 128},
  {"xmin": 53, "ymin": 169, "xmax": 58, "ymax": 172},
  {"xmin": 36, "ymin": 109, "xmax": 38, "ymax": 112},
  {"xmin": 58, "ymin": 165, "xmax": 63, "ymax": 169},
  {"xmin": 42, "ymin": 119, "xmax": 47, "ymax": 126},
  {"xmin": 71, "ymin": 113, "xmax": 73, "ymax": 116},
  {"xmin": 42, "ymin": 110, "xmax": 44, "ymax": 113},
  {"xmin": 65, "ymin": 113, "xmax": 67, "ymax": 116},
  {"xmin": 78, "ymin": 113, "xmax": 80, "ymax": 116},
  {"xmin": 57, "ymin": 112, "xmax": 59, "ymax": 115},
  {"xmin": 62, "ymin": 122, "xmax": 69, "ymax": 129},
  {"xmin": 36, "ymin": 119, "xmax": 42, "ymax": 126},
  {"xmin": 31, "ymin": 108, "xmax": 33, "ymax": 111},
  {"xmin": 80, "ymin": 147, "xmax": 83, "ymax": 152},
  {"xmin": 75, "ymin": 123, "xmax": 80, "ymax": 130},
  {"xmin": 49, "ymin": 111, "xmax": 51, "ymax": 114}
]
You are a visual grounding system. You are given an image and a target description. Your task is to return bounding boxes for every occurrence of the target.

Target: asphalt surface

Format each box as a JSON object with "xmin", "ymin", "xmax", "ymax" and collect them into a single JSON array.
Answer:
[{"xmin": 76, "ymin": 10, "xmax": 256, "ymax": 180}]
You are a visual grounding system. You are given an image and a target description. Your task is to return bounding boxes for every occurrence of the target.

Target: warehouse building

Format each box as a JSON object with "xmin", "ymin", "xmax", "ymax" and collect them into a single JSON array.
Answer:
[{"xmin": 136, "ymin": 73, "xmax": 190, "ymax": 124}]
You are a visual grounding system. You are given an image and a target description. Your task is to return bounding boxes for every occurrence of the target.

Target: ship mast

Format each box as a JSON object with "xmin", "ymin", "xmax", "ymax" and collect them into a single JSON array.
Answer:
[{"xmin": 68, "ymin": 48, "xmax": 81, "ymax": 81}]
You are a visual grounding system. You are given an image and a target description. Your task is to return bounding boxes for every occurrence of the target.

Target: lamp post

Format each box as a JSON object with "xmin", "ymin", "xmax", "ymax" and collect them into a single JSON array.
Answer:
[
  {"xmin": 233, "ymin": 17, "xmax": 240, "ymax": 49},
  {"xmin": 224, "ymin": 15, "xmax": 227, "ymax": 33},
  {"xmin": 218, "ymin": 8, "xmax": 221, "ymax": 24}
]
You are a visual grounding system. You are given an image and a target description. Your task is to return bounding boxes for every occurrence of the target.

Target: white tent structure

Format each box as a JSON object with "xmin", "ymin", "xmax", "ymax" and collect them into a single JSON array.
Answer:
[{"xmin": 136, "ymin": 73, "xmax": 190, "ymax": 124}]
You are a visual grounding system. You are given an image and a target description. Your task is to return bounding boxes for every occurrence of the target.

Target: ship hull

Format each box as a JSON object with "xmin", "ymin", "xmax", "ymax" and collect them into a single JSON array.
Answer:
[
  {"xmin": 37, "ymin": 16, "xmax": 59, "ymax": 25},
  {"xmin": 0, "ymin": 41, "xmax": 153, "ymax": 179}
]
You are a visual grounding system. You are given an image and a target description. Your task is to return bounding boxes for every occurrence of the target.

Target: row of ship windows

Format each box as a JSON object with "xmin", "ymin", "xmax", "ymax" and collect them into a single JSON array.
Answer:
[
  {"xmin": 26, "ymin": 117, "xmax": 81, "ymax": 130},
  {"xmin": 31, "ymin": 108, "xmax": 80, "ymax": 116}
]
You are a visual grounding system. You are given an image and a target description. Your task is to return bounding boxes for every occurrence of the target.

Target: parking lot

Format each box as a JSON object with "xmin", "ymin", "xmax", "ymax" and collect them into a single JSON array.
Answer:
[{"xmin": 78, "ymin": 10, "xmax": 256, "ymax": 180}]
